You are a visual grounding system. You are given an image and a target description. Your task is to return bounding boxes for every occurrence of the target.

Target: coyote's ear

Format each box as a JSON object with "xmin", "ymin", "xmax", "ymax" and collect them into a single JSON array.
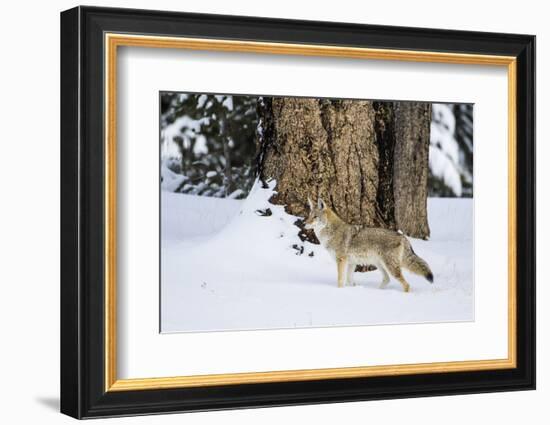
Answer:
[
  {"xmin": 318, "ymin": 198, "xmax": 326, "ymax": 210},
  {"xmin": 307, "ymin": 197, "xmax": 314, "ymax": 211}
]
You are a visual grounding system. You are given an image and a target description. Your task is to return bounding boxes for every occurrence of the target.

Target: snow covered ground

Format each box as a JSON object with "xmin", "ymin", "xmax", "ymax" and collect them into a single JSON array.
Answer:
[{"xmin": 161, "ymin": 182, "xmax": 473, "ymax": 333}]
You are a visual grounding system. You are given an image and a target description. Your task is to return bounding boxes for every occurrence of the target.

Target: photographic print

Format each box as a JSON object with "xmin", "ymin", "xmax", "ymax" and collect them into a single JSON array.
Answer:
[{"xmin": 160, "ymin": 93, "xmax": 474, "ymax": 333}]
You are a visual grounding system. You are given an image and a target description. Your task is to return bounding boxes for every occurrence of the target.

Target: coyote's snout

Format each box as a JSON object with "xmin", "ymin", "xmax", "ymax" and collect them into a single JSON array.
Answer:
[{"xmin": 305, "ymin": 198, "xmax": 433, "ymax": 292}]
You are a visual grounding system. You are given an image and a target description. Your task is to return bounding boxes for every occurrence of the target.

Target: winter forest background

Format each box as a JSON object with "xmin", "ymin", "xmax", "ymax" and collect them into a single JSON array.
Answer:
[{"xmin": 160, "ymin": 93, "xmax": 473, "ymax": 201}]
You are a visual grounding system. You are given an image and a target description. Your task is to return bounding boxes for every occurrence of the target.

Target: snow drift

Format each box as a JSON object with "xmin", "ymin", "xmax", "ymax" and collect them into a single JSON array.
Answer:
[{"xmin": 161, "ymin": 181, "xmax": 473, "ymax": 333}]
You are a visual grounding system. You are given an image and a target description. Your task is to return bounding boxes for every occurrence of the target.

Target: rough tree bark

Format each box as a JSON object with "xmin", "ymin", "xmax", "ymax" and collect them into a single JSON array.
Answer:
[
  {"xmin": 393, "ymin": 102, "xmax": 431, "ymax": 238},
  {"xmin": 257, "ymin": 97, "xmax": 431, "ymax": 241}
]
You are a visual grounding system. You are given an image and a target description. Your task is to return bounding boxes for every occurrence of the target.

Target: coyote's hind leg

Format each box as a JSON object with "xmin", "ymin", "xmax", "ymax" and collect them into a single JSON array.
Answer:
[
  {"xmin": 346, "ymin": 263, "xmax": 356, "ymax": 286},
  {"xmin": 378, "ymin": 263, "xmax": 390, "ymax": 289},
  {"xmin": 383, "ymin": 260, "xmax": 410, "ymax": 293},
  {"xmin": 336, "ymin": 257, "xmax": 347, "ymax": 288}
]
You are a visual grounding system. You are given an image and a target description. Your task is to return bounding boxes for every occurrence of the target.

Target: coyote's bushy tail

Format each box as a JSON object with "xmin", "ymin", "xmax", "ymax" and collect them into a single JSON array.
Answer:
[{"xmin": 402, "ymin": 240, "xmax": 434, "ymax": 283}]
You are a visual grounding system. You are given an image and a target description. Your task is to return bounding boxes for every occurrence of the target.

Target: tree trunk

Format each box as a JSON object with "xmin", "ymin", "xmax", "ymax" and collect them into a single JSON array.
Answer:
[
  {"xmin": 393, "ymin": 102, "xmax": 431, "ymax": 239},
  {"xmin": 258, "ymin": 97, "xmax": 431, "ymax": 240}
]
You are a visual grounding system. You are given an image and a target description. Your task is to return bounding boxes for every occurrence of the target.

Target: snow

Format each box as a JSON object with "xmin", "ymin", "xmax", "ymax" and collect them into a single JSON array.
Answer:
[
  {"xmin": 428, "ymin": 145, "xmax": 462, "ymax": 196},
  {"xmin": 430, "ymin": 103, "xmax": 464, "ymax": 196},
  {"xmin": 227, "ymin": 188, "xmax": 244, "ymax": 199},
  {"xmin": 432, "ymin": 103, "xmax": 456, "ymax": 133},
  {"xmin": 160, "ymin": 162, "xmax": 187, "ymax": 192},
  {"xmin": 197, "ymin": 94, "xmax": 208, "ymax": 109},
  {"xmin": 162, "ymin": 191, "xmax": 242, "ymax": 240},
  {"xmin": 222, "ymin": 95, "xmax": 234, "ymax": 111},
  {"xmin": 161, "ymin": 181, "xmax": 473, "ymax": 333},
  {"xmin": 161, "ymin": 114, "xmax": 210, "ymax": 157},
  {"xmin": 430, "ymin": 119, "xmax": 459, "ymax": 165}
]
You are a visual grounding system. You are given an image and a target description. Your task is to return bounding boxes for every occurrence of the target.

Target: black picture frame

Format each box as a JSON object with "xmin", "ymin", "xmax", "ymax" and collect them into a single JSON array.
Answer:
[{"xmin": 61, "ymin": 5, "xmax": 535, "ymax": 419}]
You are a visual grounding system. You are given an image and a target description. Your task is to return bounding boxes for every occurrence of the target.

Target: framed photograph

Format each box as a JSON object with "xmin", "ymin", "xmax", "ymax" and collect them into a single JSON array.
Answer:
[{"xmin": 60, "ymin": 6, "xmax": 536, "ymax": 419}]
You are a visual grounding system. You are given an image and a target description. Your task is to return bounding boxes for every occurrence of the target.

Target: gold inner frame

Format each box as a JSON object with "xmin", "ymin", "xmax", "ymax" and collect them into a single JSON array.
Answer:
[{"xmin": 104, "ymin": 33, "xmax": 517, "ymax": 392}]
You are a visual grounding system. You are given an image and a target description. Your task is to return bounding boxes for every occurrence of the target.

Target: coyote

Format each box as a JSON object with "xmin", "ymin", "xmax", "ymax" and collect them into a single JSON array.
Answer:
[{"xmin": 304, "ymin": 198, "xmax": 434, "ymax": 292}]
